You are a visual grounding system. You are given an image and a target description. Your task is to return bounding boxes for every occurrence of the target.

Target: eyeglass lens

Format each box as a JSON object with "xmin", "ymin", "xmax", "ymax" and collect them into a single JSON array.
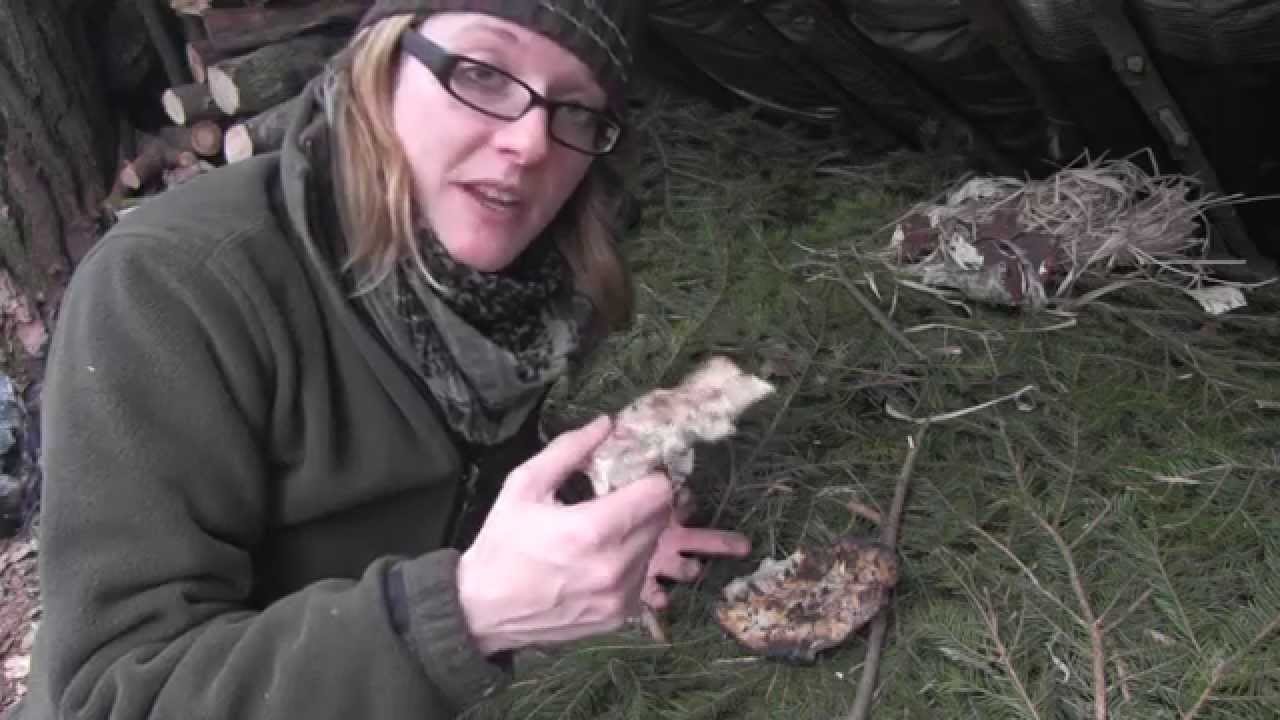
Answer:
[{"xmin": 448, "ymin": 57, "xmax": 619, "ymax": 154}]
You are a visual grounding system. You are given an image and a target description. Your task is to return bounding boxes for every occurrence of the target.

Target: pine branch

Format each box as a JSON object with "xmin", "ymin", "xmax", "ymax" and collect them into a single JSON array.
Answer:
[
  {"xmin": 967, "ymin": 523, "xmax": 1083, "ymax": 627},
  {"xmin": 1180, "ymin": 610, "xmax": 1280, "ymax": 720},
  {"xmin": 979, "ymin": 588, "xmax": 1044, "ymax": 720},
  {"xmin": 829, "ymin": 264, "xmax": 927, "ymax": 362},
  {"xmin": 1032, "ymin": 513, "xmax": 1109, "ymax": 720},
  {"xmin": 1003, "ymin": 428, "xmax": 1109, "ymax": 720},
  {"xmin": 939, "ymin": 553, "xmax": 1046, "ymax": 720},
  {"xmin": 846, "ymin": 424, "xmax": 928, "ymax": 720}
]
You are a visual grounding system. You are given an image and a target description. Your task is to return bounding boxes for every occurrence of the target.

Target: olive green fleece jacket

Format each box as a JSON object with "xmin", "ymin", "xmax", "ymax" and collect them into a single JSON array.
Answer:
[{"xmin": 19, "ymin": 85, "xmax": 543, "ymax": 720}]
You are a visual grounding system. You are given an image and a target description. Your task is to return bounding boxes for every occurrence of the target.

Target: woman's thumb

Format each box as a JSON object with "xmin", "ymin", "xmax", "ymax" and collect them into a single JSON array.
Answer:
[{"xmin": 503, "ymin": 415, "xmax": 613, "ymax": 501}]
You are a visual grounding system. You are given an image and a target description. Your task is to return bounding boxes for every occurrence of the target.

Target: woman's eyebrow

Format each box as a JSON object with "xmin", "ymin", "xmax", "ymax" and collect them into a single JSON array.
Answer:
[
  {"xmin": 450, "ymin": 21, "xmax": 603, "ymax": 103},
  {"xmin": 452, "ymin": 23, "xmax": 521, "ymax": 47}
]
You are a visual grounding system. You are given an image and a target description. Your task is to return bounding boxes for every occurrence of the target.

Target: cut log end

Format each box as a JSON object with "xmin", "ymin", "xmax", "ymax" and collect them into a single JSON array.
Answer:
[
  {"xmin": 162, "ymin": 83, "xmax": 221, "ymax": 126},
  {"xmin": 207, "ymin": 66, "xmax": 240, "ymax": 116},
  {"xmin": 224, "ymin": 124, "xmax": 254, "ymax": 164},
  {"xmin": 190, "ymin": 121, "xmax": 223, "ymax": 157},
  {"xmin": 162, "ymin": 89, "xmax": 186, "ymax": 125}
]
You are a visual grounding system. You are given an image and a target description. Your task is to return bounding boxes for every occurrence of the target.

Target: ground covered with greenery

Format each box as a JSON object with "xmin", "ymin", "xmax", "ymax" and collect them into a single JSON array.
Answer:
[{"xmin": 467, "ymin": 85, "xmax": 1280, "ymax": 720}]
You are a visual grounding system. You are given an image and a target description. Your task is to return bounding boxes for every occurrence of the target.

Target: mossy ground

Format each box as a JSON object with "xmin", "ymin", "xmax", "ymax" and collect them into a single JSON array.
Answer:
[{"xmin": 468, "ymin": 83, "xmax": 1280, "ymax": 720}]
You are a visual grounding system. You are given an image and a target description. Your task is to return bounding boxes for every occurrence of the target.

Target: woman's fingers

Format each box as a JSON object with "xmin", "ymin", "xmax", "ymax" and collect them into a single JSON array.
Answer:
[
  {"xmin": 666, "ymin": 526, "xmax": 751, "ymax": 558},
  {"xmin": 574, "ymin": 471, "xmax": 674, "ymax": 540},
  {"xmin": 655, "ymin": 557, "xmax": 702, "ymax": 583},
  {"xmin": 503, "ymin": 415, "xmax": 613, "ymax": 502},
  {"xmin": 642, "ymin": 578, "xmax": 669, "ymax": 610}
]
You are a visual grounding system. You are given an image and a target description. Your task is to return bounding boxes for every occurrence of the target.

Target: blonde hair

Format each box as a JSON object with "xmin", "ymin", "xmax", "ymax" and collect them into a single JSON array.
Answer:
[{"xmin": 329, "ymin": 16, "xmax": 633, "ymax": 338}]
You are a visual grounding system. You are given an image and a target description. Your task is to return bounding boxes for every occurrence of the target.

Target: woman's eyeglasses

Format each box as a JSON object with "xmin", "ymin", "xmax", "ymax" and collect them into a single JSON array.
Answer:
[{"xmin": 399, "ymin": 30, "xmax": 623, "ymax": 156}]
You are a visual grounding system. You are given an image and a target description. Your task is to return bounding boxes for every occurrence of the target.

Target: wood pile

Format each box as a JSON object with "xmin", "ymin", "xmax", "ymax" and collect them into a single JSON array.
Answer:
[{"xmin": 114, "ymin": 0, "xmax": 368, "ymax": 200}]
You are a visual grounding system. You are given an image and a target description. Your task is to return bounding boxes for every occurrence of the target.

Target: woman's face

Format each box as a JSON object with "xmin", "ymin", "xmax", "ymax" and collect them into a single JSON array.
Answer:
[{"xmin": 392, "ymin": 13, "xmax": 603, "ymax": 272}]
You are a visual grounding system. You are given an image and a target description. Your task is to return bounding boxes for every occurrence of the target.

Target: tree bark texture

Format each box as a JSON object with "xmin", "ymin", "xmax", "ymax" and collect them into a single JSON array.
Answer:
[{"xmin": 0, "ymin": 1, "xmax": 118, "ymax": 368}]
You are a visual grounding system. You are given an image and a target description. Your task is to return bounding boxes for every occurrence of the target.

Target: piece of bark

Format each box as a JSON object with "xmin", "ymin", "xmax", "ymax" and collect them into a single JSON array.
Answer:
[
  {"xmin": 159, "ymin": 121, "xmax": 223, "ymax": 158},
  {"xmin": 223, "ymin": 95, "xmax": 300, "ymax": 163},
  {"xmin": 207, "ymin": 34, "xmax": 344, "ymax": 116},
  {"xmin": 162, "ymin": 83, "xmax": 222, "ymax": 125},
  {"xmin": 120, "ymin": 136, "xmax": 198, "ymax": 190},
  {"xmin": 201, "ymin": 1, "xmax": 368, "ymax": 56}
]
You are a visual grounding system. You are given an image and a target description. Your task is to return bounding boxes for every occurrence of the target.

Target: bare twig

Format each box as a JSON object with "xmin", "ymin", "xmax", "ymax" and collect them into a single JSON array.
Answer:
[
  {"xmin": 882, "ymin": 427, "xmax": 928, "ymax": 547},
  {"xmin": 846, "ymin": 425, "xmax": 928, "ymax": 720},
  {"xmin": 1180, "ymin": 610, "xmax": 1280, "ymax": 720},
  {"xmin": 887, "ymin": 385, "xmax": 1037, "ymax": 425},
  {"xmin": 846, "ymin": 500, "xmax": 883, "ymax": 525}
]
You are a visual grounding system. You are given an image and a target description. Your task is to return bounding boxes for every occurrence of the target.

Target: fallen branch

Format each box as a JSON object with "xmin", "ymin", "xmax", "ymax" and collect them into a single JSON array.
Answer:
[{"xmin": 846, "ymin": 424, "xmax": 927, "ymax": 720}]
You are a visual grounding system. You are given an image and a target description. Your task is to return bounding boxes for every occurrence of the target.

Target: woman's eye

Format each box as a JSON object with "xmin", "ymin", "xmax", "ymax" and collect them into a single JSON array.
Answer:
[
  {"xmin": 559, "ymin": 105, "xmax": 598, "ymax": 128},
  {"xmin": 454, "ymin": 63, "xmax": 512, "ymax": 93}
]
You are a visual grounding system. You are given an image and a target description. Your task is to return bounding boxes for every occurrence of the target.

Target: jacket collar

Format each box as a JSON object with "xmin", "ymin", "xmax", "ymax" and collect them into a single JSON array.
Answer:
[{"xmin": 274, "ymin": 77, "xmax": 467, "ymax": 470}]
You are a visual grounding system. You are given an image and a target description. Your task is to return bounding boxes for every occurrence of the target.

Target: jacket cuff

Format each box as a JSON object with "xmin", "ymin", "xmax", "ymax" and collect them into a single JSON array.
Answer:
[{"xmin": 389, "ymin": 551, "xmax": 512, "ymax": 710}]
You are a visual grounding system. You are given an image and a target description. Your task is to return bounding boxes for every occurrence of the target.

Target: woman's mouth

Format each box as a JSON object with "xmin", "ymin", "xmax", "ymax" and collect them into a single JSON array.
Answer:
[{"xmin": 463, "ymin": 183, "xmax": 522, "ymax": 214}]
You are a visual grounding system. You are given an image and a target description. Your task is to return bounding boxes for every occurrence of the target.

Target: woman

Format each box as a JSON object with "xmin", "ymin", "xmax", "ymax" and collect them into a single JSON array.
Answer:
[{"xmin": 20, "ymin": 2, "xmax": 750, "ymax": 718}]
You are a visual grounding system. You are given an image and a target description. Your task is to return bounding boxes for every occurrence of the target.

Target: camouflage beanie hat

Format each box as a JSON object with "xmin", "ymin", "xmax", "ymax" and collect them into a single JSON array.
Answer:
[{"xmin": 357, "ymin": 0, "xmax": 646, "ymax": 107}]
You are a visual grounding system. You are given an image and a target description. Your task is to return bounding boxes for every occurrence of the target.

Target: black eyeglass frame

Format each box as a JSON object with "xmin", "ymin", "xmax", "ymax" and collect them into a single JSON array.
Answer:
[{"xmin": 398, "ymin": 29, "xmax": 623, "ymax": 156}]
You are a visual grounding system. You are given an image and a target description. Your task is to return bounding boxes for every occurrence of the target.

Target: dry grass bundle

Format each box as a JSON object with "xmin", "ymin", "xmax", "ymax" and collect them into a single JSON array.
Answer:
[{"xmin": 886, "ymin": 153, "xmax": 1242, "ymax": 309}]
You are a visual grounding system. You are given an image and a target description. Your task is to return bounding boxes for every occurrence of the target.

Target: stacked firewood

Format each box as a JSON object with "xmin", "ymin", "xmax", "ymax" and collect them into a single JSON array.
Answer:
[{"xmin": 115, "ymin": 0, "xmax": 369, "ymax": 198}]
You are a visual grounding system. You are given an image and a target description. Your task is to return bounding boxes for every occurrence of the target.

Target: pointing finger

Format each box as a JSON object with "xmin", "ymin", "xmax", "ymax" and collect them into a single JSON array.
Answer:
[{"xmin": 667, "ymin": 527, "xmax": 751, "ymax": 558}]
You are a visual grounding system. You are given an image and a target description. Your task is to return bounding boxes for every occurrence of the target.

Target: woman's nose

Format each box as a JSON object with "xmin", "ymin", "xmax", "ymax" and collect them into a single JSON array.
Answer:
[{"xmin": 493, "ymin": 106, "xmax": 550, "ymax": 165}]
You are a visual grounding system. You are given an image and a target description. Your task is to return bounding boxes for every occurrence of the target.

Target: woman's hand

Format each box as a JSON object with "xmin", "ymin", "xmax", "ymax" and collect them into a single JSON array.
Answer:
[
  {"xmin": 456, "ymin": 416, "xmax": 674, "ymax": 655},
  {"xmin": 641, "ymin": 490, "xmax": 751, "ymax": 611}
]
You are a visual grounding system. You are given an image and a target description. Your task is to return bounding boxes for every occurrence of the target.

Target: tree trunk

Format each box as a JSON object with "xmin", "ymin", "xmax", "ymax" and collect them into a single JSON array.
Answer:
[{"xmin": 0, "ymin": 1, "xmax": 117, "ymax": 374}]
